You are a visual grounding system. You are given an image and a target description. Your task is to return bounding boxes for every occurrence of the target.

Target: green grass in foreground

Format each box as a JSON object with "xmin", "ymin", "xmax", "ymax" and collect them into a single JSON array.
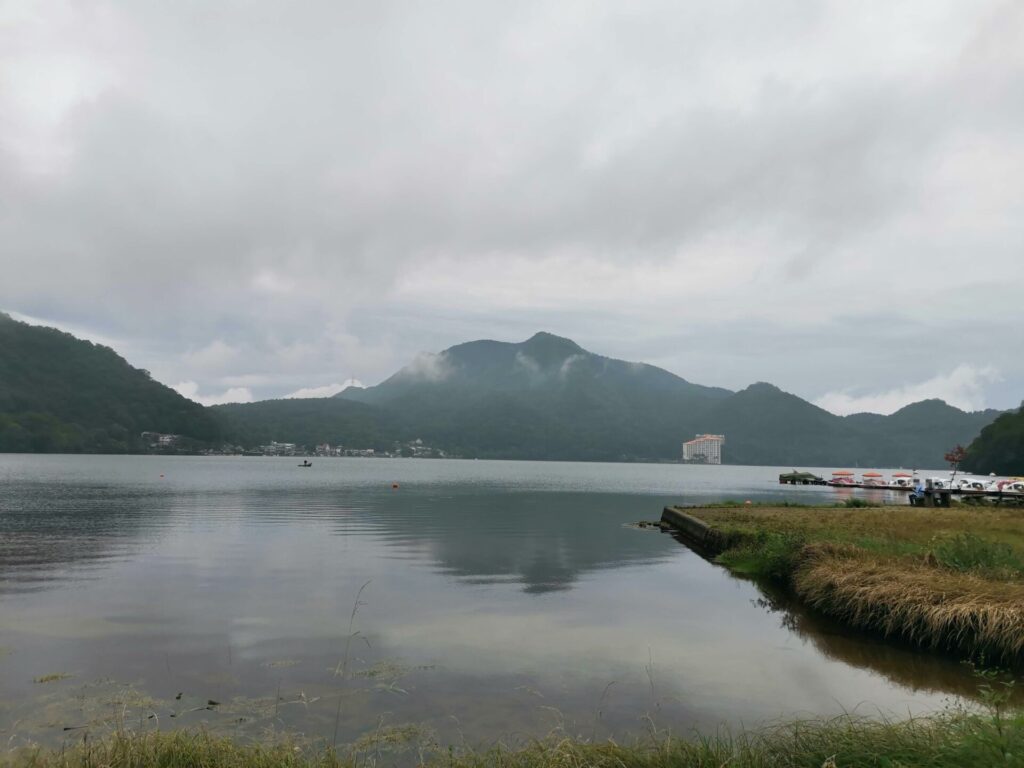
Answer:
[{"xmin": 5, "ymin": 706, "xmax": 1023, "ymax": 768}]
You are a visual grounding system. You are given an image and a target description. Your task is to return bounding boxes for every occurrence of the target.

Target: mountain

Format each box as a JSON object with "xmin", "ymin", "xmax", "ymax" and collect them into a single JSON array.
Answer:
[
  {"xmin": 849, "ymin": 399, "xmax": 1004, "ymax": 468},
  {"xmin": 0, "ymin": 313, "xmax": 220, "ymax": 452},
  {"xmin": 708, "ymin": 386, "xmax": 1001, "ymax": 468},
  {"xmin": 696, "ymin": 383, "xmax": 866, "ymax": 466},
  {"xmin": 962, "ymin": 404, "xmax": 1024, "ymax": 475},
  {"xmin": 332, "ymin": 331, "xmax": 1001, "ymax": 464},
  {"xmin": 337, "ymin": 331, "xmax": 733, "ymax": 460},
  {"xmin": 0, "ymin": 318, "xmax": 1002, "ymax": 465}
]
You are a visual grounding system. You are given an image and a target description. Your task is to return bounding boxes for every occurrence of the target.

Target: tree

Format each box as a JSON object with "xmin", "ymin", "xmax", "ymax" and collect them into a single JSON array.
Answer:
[{"xmin": 945, "ymin": 444, "xmax": 967, "ymax": 486}]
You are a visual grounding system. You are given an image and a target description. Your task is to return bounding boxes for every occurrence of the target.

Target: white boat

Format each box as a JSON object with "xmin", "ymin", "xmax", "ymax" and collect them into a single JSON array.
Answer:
[
  {"xmin": 987, "ymin": 479, "xmax": 1024, "ymax": 493},
  {"xmin": 888, "ymin": 474, "xmax": 915, "ymax": 489},
  {"xmin": 953, "ymin": 478, "xmax": 987, "ymax": 492}
]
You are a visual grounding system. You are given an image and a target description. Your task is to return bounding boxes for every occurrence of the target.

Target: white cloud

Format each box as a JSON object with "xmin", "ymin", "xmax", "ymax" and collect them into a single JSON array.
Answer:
[
  {"xmin": 514, "ymin": 351, "xmax": 541, "ymax": 376},
  {"xmin": 558, "ymin": 353, "xmax": 585, "ymax": 379},
  {"xmin": 814, "ymin": 365, "xmax": 1002, "ymax": 416},
  {"xmin": 284, "ymin": 379, "xmax": 364, "ymax": 399},
  {"xmin": 400, "ymin": 352, "xmax": 452, "ymax": 383},
  {"xmin": 173, "ymin": 381, "xmax": 254, "ymax": 407},
  {"xmin": 0, "ymin": 2, "xmax": 1021, "ymax": 408},
  {"xmin": 183, "ymin": 339, "xmax": 241, "ymax": 371}
]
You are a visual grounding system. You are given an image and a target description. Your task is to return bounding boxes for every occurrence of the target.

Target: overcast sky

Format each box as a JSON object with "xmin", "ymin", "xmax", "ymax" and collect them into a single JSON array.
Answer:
[{"xmin": 2, "ymin": 1, "xmax": 1021, "ymax": 414}]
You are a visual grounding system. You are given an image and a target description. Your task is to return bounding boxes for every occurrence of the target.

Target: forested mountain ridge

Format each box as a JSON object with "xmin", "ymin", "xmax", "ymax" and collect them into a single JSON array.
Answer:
[
  {"xmin": 962, "ymin": 404, "xmax": 1024, "ymax": 475},
  {"xmin": 335, "ymin": 331, "xmax": 734, "ymax": 460},
  {"xmin": 0, "ymin": 313, "xmax": 220, "ymax": 452},
  {"xmin": 0, "ymin": 317, "xmax": 1004, "ymax": 465},
  {"xmin": 327, "ymin": 332, "xmax": 999, "ymax": 466}
]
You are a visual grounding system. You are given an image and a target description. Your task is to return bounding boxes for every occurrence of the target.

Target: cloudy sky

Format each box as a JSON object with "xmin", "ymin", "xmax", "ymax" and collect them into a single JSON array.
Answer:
[{"xmin": 2, "ymin": 1, "xmax": 1021, "ymax": 413}]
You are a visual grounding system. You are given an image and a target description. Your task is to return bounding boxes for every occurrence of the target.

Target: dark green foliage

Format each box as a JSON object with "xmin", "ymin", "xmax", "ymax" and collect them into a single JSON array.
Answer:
[
  {"xmin": 211, "ymin": 398, "xmax": 395, "ymax": 450},
  {"xmin": 963, "ymin": 404, "xmax": 1024, "ymax": 476},
  {"xmin": 0, "ymin": 313, "xmax": 220, "ymax": 453}
]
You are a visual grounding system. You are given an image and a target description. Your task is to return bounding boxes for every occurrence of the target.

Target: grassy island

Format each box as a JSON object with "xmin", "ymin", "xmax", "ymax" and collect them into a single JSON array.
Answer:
[{"xmin": 662, "ymin": 504, "xmax": 1024, "ymax": 664}]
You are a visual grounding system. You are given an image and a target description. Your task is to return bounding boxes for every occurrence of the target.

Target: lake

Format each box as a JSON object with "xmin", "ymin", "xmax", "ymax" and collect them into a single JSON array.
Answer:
[{"xmin": 0, "ymin": 455, "xmax": 972, "ymax": 752}]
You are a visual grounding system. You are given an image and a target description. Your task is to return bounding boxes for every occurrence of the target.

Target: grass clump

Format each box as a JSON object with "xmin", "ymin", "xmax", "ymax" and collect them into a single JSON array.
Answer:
[
  {"xmin": 716, "ymin": 532, "xmax": 806, "ymax": 581},
  {"xmin": 3, "ymin": 708, "xmax": 1023, "ymax": 768},
  {"xmin": 32, "ymin": 673, "xmax": 72, "ymax": 684},
  {"xmin": 840, "ymin": 496, "xmax": 879, "ymax": 508}
]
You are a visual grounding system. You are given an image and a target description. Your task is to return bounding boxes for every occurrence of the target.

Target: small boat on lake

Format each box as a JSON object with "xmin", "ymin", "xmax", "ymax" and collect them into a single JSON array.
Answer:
[{"xmin": 298, "ymin": 460, "xmax": 312, "ymax": 468}]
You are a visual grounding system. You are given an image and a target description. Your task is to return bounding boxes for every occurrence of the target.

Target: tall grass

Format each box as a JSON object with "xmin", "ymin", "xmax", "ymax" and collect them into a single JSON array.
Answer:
[
  {"xmin": 794, "ymin": 545, "xmax": 1024, "ymax": 661},
  {"xmin": 715, "ymin": 532, "xmax": 805, "ymax": 581},
  {"xmin": 935, "ymin": 533, "xmax": 1024, "ymax": 579},
  {"xmin": 4, "ymin": 708, "xmax": 1022, "ymax": 768},
  {"xmin": 674, "ymin": 504, "xmax": 1024, "ymax": 663}
]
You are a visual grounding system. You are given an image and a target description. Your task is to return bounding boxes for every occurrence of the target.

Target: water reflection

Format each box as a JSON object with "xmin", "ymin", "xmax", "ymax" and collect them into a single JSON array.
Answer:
[
  {"xmin": 749, "ymin": 584, "xmax": 999, "ymax": 701},
  {"xmin": 0, "ymin": 482, "xmax": 169, "ymax": 594}
]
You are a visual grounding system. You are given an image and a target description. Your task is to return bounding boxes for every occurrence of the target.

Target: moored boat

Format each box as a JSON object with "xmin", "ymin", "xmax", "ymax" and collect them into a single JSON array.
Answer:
[
  {"xmin": 828, "ymin": 470, "xmax": 855, "ymax": 487},
  {"xmin": 888, "ymin": 472, "xmax": 915, "ymax": 489}
]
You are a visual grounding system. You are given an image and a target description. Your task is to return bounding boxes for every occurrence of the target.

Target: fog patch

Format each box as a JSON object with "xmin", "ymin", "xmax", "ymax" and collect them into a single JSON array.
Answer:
[
  {"xmin": 401, "ymin": 352, "xmax": 452, "ymax": 383},
  {"xmin": 558, "ymin": 353, "xmax": 586, "ymax": 379},
  {"xmin": 285, "ymin": 379, "xmax": 364, "ymax": 399}
]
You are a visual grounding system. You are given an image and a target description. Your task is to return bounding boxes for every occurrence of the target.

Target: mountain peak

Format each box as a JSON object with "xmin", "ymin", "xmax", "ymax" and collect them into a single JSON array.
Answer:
[{"xmin": 518, "ymin": 332, "xmax": 586, "ymax": 366}]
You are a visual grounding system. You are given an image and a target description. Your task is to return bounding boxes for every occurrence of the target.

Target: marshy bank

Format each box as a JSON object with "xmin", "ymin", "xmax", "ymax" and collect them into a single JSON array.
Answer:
[
  {"xmin": 661, "ymin": 504, "xmax": 1024, "ymax": 664},
  {"xmin": 4, "ymin": 704, "xmax": 1023, "ymax": 768}
]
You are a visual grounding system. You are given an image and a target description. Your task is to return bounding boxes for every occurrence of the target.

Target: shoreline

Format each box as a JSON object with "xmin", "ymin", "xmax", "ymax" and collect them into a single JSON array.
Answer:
[{"xmin": 4, "ymin": 706, "xmax": 1022, "ymax": 768}]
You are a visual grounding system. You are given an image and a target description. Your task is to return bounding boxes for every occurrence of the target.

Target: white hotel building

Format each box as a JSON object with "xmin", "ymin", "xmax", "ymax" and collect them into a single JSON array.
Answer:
[{"xmin": 681, "ymin": 434, "xmax": 725, "ymax": 465}]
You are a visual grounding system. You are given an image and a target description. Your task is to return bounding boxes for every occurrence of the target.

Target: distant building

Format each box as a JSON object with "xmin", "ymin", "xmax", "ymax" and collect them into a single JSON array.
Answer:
[
  {"xmin": 141, "ymin": 431, "xmax": 180, "ymax": 447},
  {"xmin": 682, "ymin": 434, "xmax": 725, "ymax": 465},
  {"xmin": 260, "ymin": 441, "xmax": 297, "ymax": 456}
]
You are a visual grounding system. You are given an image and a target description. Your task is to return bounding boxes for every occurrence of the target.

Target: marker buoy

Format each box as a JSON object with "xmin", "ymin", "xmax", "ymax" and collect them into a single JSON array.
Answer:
[{"xmin": 391, "ymin": 483, "xmax": 399, "ymax": 489}]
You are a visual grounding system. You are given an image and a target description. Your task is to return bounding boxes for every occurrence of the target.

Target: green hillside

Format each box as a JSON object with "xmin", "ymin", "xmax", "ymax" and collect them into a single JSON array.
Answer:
[
  {"xmin": 211, "ymin": 397, "xmax": 395, "ymax": 451},
  {"xmin": 0, "ymin": 313, "xmax": 220, "ymax": 452},
  {"xmin": 962, "ymin": 404, "xmax": 1024, "ymax": 475}
]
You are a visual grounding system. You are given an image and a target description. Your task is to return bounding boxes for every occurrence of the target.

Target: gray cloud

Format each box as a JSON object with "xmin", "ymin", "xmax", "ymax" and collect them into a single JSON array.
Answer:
[{"xmin": 1, "ymin": 1, "xmax": 1022, "ymax": 411}]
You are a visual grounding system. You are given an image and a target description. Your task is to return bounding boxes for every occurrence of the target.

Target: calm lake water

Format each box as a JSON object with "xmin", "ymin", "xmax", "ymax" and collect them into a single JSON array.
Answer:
[{"xmin": 0, "ymin": 456, "xmax": 971, "ymax": 751}]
